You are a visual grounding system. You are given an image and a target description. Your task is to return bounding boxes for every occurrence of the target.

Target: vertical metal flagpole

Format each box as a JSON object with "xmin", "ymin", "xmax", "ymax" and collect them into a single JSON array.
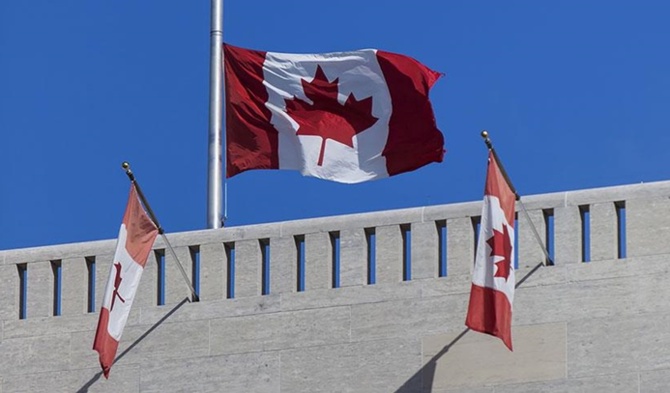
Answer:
[{"xmin": 207, "ymin": 0, "xmax": 224, "ymax": 228}]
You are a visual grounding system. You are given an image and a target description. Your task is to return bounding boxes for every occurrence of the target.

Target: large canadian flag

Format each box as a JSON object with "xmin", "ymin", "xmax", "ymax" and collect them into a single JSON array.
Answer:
[
  {"xmin": 93, "ymin": 184, "xmax": 158, "ymax": 378},
  {"xmin": 224, "ymin": 43, "xmax": 445, "ymax": 183},
  {"xmin": 465, "ymin": 151, "xmax": 516, "ymax": 350}
]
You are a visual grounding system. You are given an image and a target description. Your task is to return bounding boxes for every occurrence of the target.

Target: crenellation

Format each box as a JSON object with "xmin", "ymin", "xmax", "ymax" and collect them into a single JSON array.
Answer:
[
  {"xmin": 375, "ymin": 224, "xmax": 403, "ymax": 284},
  {"xmin": 1, "ymin": 180, "xmax": 670, "ymax": 391}
]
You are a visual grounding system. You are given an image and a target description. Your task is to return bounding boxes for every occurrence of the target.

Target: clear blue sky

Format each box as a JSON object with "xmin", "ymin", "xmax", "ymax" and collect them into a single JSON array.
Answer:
[{"xmin": 1, "ymin": 1, "xmax": 668, "ymax": 250}]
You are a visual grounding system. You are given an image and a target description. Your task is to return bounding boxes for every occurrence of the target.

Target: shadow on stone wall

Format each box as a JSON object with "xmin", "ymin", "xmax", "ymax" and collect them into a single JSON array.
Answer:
[
  {"xmin": 394, "ymin": 262, "xmax": 544, "ymax": 393},
  {"xmin": 76, "ymin": 297, "xmax": 190, "ymax": 393}
]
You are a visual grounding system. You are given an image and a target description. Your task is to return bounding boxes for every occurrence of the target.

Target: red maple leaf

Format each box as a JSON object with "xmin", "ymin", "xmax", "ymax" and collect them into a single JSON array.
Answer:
[
  {"xmin": 486, "ymin": 223, "xmax": 513, "ymax": 281},
  {"xmin": 285, "ymin": 65, "xmax": 378, "ymax": 166}
]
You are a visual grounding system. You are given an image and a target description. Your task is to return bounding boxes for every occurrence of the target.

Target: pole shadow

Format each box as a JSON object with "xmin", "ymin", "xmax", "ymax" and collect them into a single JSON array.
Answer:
[
  {"xmin": 76, "ymin": 297, "xmax": 190, "ymax": 393},
  {"xmin": 394, "ymin": 261, "xmax": 544, "ymax": 393}
]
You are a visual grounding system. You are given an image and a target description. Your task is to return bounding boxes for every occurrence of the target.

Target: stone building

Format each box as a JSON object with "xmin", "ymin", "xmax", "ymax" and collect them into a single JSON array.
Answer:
[{"xmin": 1, "ymin": 180, "xmax": 668, "ymax": 392}]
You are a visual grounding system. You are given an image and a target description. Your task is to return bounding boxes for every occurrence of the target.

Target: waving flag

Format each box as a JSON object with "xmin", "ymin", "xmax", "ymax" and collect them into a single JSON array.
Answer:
[
  {"xmin": 224, "ymin": 43, "xmax": 445, "ymax": 183},
  {"xmin": 465, "ymin": 151, "xmax": 516, "ymax": 350},
  {"xmin": 93, "ymin": 184, "xmax": 159, "ymax": 378}
]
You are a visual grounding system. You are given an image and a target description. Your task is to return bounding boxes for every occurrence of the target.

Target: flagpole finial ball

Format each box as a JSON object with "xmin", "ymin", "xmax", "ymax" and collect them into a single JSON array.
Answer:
[
  {"xmin": 121, "ymin": 162, "xmax": 130, "ymax": 170},
  {"xmin": 481, "ymin": 130, "xmax": 489, "ymax": 139}
]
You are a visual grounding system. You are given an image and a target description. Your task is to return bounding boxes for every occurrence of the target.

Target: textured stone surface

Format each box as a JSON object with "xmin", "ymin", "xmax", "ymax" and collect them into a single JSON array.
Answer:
[
  {"xmin": 210, "ymin": 306, "xmax": 350, "ymax": 355},
  {"xmin": 281, "ymin": 280, "xmax": 422, "ymax": 312},
  {"xmin": 554, "ymin": 205, "xmax": 581, "ymax": 264},
  {"xmin": 305, "ymin": 232, "xmax": 331, "ymax": 290},
  {"xmin": 135, "ymin": 250, "xmax": 157, "ymax": 308},
  {"xmin": 26, "ymin": 261, "xmax": 52, "ymax": 318},
  {"xmin": 0, "ymin": 264, "xmax": 18, "ymax": 320},
  {"xmin": 3, "ymin": 313, "xmax": 97, "ymax": 339},
  {"xmin": 339, "ymin": 228, "xmax": 366, "ymax": 287},
  {"xmin": 494, "ymin": 373, "xmax": 638, "ymax": 393},
  {"xmin": 517, "ymin": 209, "xmax": 547, "ymax": 268},
  {"xmin": 2, "ymin": 365, "xmax": 140, "ymax": 393},
  {"xmin": 163, "ymin": 245, "xmax": 194, "ymax": 304},
  {"xmin": 235, "ymin": 239, "xmax": 262, "ymax": 298},
  {"xmin": 350, "ymin": 295, "xmax": 466, "ymax": 342},
  {"xmin": 640, "ymin": 368, "xmax": 670, "ymax": 393},
  {"xmin": 61, "ymin": 257, "xmax": 87, "ymax": 316},
  {"xmin": 376, "ymin": 224, "xmax": 403, "ymax": 284},
  {"xmin": 199, "ymin": 242, "xmax": 226, "ymax": 301},
  {"xmin": 422, "ymin": 323, "xmax": 567, "ymax": 390},
  {"xmin": 280, "ymin": 338, "xmax": 421, "ymax": 393},
  {"xmin": 568, "ymin": 311, "xmax": 670, "ymax": 378},
  {"xmin": 411, "ymin": 221, "xmax": 439, "ymax": 280},
  {"xmin": 269, "ymin": 236, "xmax": 296, "ymax": 294},
  {"xmin": 0, "ymin": 334, "xmax": 71, "ymax": 376},
  {"xmin": 139, "ymin": 294, "xmax": 280, "ymax": 325},
  {"xmin": 70, "ymin": 319, "xmax": 209, "ymax": 370},
  {"xmin": 590, "ymin": 202, "xmax": 618, "ymax": 261},
  {"xmin": 627, "ymin": 197, "xmax": 670, "ymax": 257},
  {"xmin": 141, "ymin": 352, "xmax": 280, "ymax": 393},
  {"xmin": 446, "ymin": 217, "xmax": 475, "ymax": 277}
]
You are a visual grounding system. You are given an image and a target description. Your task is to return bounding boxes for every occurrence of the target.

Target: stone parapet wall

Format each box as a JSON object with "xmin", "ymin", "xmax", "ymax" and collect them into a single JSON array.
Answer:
[{"xmin": 0, "ymin": 180, "xmax": 669, "ymax": 392}]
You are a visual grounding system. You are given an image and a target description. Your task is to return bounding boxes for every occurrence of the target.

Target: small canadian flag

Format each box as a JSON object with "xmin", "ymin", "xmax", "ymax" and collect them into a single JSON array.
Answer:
[
  {"xmin": 93, "ymin": 184, "xmax": 158, "ymax": 378},
  {"xmin": 465, "ymin": 151, "xmax": 516, "ymax": 350},
  {"xmin": 224, "ymin": 43, "xmax": 445, "ymax": 183}
]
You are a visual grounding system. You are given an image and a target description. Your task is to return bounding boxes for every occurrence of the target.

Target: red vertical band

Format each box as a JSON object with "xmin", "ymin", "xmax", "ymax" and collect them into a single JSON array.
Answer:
[
  {"xmin": 224, "ymin": 44, "xmax": 278, "ymax": 177},
  {"xmin": 376, "ymin": 50, "xmax": 445, "ymax": 176}
]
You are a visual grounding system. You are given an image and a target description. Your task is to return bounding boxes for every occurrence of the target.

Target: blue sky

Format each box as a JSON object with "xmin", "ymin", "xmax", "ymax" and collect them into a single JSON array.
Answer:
[{"xmin": 1, "ymin": 1, "xmax": 669, "ymax": 250}]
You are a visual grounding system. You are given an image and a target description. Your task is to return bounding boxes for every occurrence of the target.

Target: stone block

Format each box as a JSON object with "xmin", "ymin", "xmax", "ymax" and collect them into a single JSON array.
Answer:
[
  {"xmin": 163, "ymin": 245, "xmax": 195, "ymax": 304},
  {"xmin": 281, "ymin": 280, "xmax": 422, "ymax": 312},
  {"xmin": 494, "ymin": 372, "xmax": 638, "ymax": 393},
  {"xmin": 376, "ymin": 224, "xmax": 403, "ymax": 284},
  {"xmin": 0, "ymin": 264, "xmax": 19, "ymax": 320},
  {"xmin": 140, "ymin": 351, "xmax": 280, "ymax": 392},
  {"xmin": 517, "ymin": 209, "xmax": 547, "ymax": 268},
  {"xmin": 305, "ymin": 232, "xmax": 331, "ymax": 290},
  {"xmin": 2, "ymin": 365, "xmax": 140, "ymax": 393},
  {"xmin": 554, "ymin": 206, "xmax": 581, "ymax": 264},
  {"xmin": 411, "ymin": 221, "xmax": 439, "ymax": 280},
  {"xmin": 339, "ymin": 228, "xmax": 366, "ymax": 287},
  {"xmin": 135, "ymin": 250, "xmax": 157, "ymax": 308},
  {"xmin": 280, "ymin": 338, "xmax": 421, "ymax": 393},
  {"xmin": 627, "ymin": 197, "xmax": 670, "ymax": 257},
  {"xmin": 350, "ymin": 295, "xmax": 466, "ymax": 342},
  {"xmin": 0, "ymin": 334, "xmax": 71, "ymax": 376},
  {"xmin": 446, "ymin": 217, "xmax": 475, "ymax": 277},
  {"xmin": 568, "ymin": 311, "xmax": 670, "ymax": 378},
  {"xmin": 61, "ymin": 256, "xmax": 87, "ymax": 316},
  {"xmin": 590, "ymin": 202, "xmax": 618, "ymax": 261},
  {"xmin": 209, "ymin": 306, "xmax": 350, "ymax": 355},
  {"xmin": 422, "ymin": 322, "xmax": 566, "ymax": 390},
  {"xmin": 94, "ymin": 253, "xmax": 113, "ymax": 311},
  {"xmin": 3, "ymin": 313, "xmax": 97, "ymax": 339},
  {"xmin": 640, "ymin": 368, "xmax": 670, "ymax": 393},
  {"xmin": 234, "ymin": 239, "xmax": 262, "ymax": 298},
  {"xmin": 70, "ymin": 319, "xmax": 209, "ymax": 370},
  {"xmin": 27, "ymin": 261, "xmax": 52, "ymax": 318},
  {"xmin": 139, "ymin": 294, "xmax": 280, "ymax": 326},
  {"xmin": 269, "ymin": 236, "xmax": 296, "ymax": 294},
  {"xmin": 199, "ymin": 242, "xmax": 226, "ymax": 301}
]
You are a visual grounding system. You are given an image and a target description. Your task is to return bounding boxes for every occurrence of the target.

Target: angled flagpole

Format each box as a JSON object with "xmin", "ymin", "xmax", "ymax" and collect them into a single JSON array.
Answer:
[
  {"xmin": 480, "ymin": 130, "xmax": 554, "ymax": 266},
  {"xmin": 122, "ymin": 162, "xmax": 199, "ymax": 301},
  {"xmin": 207, "ymin": 0, "xmax": 225, "ymax": 228}
]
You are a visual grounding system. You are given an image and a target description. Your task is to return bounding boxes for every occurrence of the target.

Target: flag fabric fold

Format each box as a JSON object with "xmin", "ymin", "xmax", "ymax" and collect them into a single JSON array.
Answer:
[
  {"xmin": 465, "ymin": 151, "xmax": 516, "ymax": 350},
  {"xmin": 224, "ymin": 43, "xmax": 445, "ymax": 183},
  {"xmin": 93, "ymin": 184, "xmax": 159, "ymax": 378}
]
